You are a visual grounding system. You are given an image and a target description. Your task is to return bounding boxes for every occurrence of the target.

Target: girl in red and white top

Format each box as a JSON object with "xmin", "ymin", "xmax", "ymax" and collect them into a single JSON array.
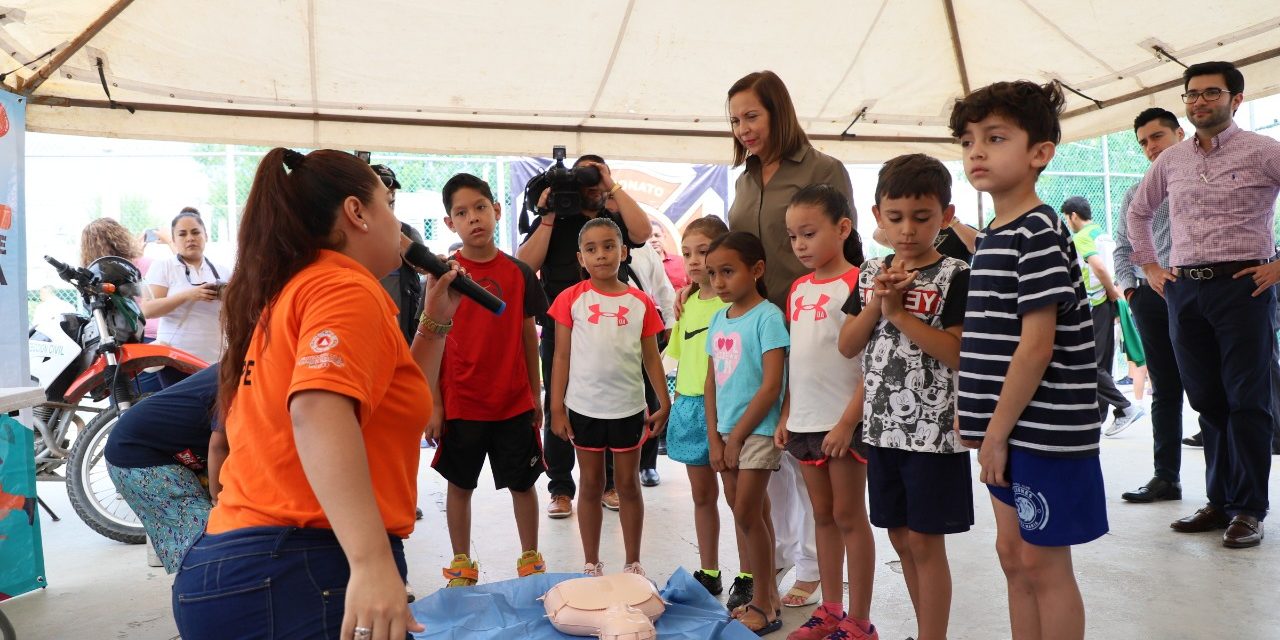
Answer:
[
  {"xmin": 776, "ymin": 184, "xmax": 879, "ymax": 640},
  {"xmin": 548, "ymin": 217, "xmax": 671, "ymax": 578}
]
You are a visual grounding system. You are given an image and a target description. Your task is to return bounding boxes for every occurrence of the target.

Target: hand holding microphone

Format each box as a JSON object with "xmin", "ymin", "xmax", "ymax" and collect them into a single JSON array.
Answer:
[{"xmin": 402, "ymin": 239, "xmax": 506, "ymax": 315}]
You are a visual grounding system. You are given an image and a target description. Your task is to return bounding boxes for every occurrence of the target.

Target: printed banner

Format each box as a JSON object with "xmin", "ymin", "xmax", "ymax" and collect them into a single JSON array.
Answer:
[
  {"xmin": 0, "ymin": 90, "xmax": 28, "ymax": 389},
  {"xmin": 0, "ymin": 415, "xmax": 45, "ymax": 600}
]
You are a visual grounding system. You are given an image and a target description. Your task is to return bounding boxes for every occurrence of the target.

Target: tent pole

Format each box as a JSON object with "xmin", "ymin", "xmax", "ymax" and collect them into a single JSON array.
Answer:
[
  {"xmin": 1061, "ymin": 45, "xmax": 1280, "ymax": 119},
  {"xmin": 15, "ymin": 0, "xmax": 136, "ymax": 96},
  {"xmin": 26, "ymin": 95, "xmax": 958, "ymax": 144},
  {"xmin": 942, "ymin": 0, "xmax": 971, "ymax": 96}
]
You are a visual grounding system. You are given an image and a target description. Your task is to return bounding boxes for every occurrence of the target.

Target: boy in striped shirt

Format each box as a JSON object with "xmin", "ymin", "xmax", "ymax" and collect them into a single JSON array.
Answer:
[{"xmin": 950, "ymin": 81, "xmax": 1107, "ymax": 640}]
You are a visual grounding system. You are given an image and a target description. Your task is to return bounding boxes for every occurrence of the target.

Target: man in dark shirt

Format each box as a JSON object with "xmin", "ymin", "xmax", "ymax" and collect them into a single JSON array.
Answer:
[{"xmin": 517, "ymin": 154, "xmax": 651, "ymax": 519}]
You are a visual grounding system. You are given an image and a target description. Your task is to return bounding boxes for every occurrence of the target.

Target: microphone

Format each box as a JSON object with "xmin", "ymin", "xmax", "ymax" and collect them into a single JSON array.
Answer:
[{"xmin": 403, "ymin": 242, "xmax": 506, "ymax": 315}]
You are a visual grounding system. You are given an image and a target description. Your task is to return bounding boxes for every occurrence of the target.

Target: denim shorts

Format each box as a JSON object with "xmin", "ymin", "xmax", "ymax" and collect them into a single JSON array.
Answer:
[{"xmin": 172, "ymin": 526, "xmax": 409, "ymax": 639}]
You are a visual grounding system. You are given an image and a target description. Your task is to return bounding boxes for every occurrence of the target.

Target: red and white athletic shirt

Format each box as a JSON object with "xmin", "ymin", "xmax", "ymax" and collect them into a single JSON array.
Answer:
[
  {"xmin": 547, "ymin": 281, "xmax": 665, "ymax": 419},
  {"xmin": 786, "ymin": 267, "xmax": 863, "ymax": 433}
]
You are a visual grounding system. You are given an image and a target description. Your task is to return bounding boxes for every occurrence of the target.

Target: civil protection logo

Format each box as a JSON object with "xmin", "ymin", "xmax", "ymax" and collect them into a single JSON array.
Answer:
[
  {"xmin": 1013, "ymin": 483, "xmax": 1050, "ymax": 531},
  {"xmin": 309, "ymin": 329, "xmax": 339, "ymax": 353}
]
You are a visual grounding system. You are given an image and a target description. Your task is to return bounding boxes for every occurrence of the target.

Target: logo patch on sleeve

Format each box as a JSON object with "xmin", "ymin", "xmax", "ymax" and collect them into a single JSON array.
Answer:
[
  {"xmin": 309, "ymin": 329, "xmax": 339, "ymax": 352},
  {"xmin": 299, "ymin": 329, "xmax": 345, "ymax": 369}
]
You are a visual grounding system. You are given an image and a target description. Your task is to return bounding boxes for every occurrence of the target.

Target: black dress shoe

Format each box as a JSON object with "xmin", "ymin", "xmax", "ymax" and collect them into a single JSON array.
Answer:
[
  {"xmin": 1223, "ymin": 515, "xmax": 1264, "ymax": 548},
  {"xmin": 1122, "ymin": 477, "xmax": 1182, "ymax": 503},
  {"xmin": 1182, "ymin": 432, "xmax": 1203, "ymax": 447},
  {"xmin": 1171, "ymin": 503, "xmax": 1231, "ymax": 533},
  {"xmin": 640, "ymin": 468, "xmax": 660, "ymax": 487}
]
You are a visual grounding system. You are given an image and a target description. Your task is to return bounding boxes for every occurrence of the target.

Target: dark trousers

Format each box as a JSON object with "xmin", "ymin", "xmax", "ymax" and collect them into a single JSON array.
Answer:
[
  {"xmin": 172, "ymin": 527, "xmax": 410, "ymax": 640},
  {"xmin": 1091, "ymin": 300, "xmax": 1132, "ymax": 422},
  {"xmin": 1129, "ymin": 284, "xmax": 1206, "ymax": 483},
  {"xmin": 1165, "ymin": 275, "xmax": 1276, "ymax": 520},
  {"xmin": 540, "ymin": 326, "xmax": 613, "ymax": 498}
]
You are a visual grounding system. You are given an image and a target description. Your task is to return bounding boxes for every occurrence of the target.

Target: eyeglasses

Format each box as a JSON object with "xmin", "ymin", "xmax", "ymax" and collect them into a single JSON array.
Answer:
[{"xmin": 1181, "ymin": 88, "xmax": 1230, "ymax": 104}]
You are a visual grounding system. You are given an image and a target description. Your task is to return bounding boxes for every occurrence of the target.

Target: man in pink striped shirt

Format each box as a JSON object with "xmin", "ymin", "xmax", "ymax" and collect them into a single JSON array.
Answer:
[{"xmin": 1127, "ymin": 61, "xmax": 1280, "ymax": 549}]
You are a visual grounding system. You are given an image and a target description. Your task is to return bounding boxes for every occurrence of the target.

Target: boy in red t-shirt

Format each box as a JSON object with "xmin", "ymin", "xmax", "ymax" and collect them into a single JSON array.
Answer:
[{"xmin": 428, "ymin": 173, "xmax": 550, "ymax": 587}]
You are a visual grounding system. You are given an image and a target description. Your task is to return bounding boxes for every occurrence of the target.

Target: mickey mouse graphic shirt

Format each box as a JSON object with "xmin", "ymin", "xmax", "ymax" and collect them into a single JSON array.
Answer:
[
  {"xmin": 548, "ymin": 281, "xmax": 664, "ymax": 419},
  {"xmin": 843, "ymin": 255, "xmax": 969, "ymax": 453},
  {"xmin": 706, "ymin": 301, "xmax": 790, "ymax": 437}
]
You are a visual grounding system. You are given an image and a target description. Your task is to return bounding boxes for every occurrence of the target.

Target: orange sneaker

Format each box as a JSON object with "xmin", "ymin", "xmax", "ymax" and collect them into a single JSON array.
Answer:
[
  {"xmin": 517, "ymin": 550, "xmax": 546, "ymax": 577},
  {"xmin": 442, "ymin": 554, "xmax": 479, "ymax": 587}
]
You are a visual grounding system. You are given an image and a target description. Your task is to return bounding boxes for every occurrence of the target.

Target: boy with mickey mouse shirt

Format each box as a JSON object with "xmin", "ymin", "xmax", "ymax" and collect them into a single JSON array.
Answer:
[{"xmin": 839, "ymin": 153, "xmax": 972, "ymax": 640}]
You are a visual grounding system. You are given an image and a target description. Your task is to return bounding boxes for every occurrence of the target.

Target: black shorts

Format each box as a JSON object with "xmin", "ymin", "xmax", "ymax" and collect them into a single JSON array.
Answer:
[
  {"xmin": 569, "ymin": 409, "xmax": 647, "ymax": 453},
  {"xmin": 783, "ymin": 423, "xmax": 869, "ymax": 465},
  {"xmin": 867, "ymin": 445, "xmax": 974, "ymax": 535},
  {"xmin": 431, "ymin": 410, "xmax": 544, "ymax": 491}
]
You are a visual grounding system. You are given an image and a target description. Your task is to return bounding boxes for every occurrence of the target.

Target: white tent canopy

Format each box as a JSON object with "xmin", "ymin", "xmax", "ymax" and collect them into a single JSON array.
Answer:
[{"xmin": 4, "ymin": 1, "xmax": 1280, "ymax": 163}]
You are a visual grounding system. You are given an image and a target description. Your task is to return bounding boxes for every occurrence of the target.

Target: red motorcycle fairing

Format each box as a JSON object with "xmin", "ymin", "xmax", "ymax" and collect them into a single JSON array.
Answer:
[{"xmin": 62, "ymin": 343, "xmax": 209, "ymax": 403}]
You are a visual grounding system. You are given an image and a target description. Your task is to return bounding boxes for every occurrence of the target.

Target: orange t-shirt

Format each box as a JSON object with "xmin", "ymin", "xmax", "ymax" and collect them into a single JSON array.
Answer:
[{"xmin": 207, "ymin": 250, "xmax": 431, "ymax": 538}]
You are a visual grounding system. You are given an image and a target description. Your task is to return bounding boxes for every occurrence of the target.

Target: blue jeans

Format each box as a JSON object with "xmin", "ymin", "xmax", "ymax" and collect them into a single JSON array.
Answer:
[
  {"xmin": 172, "ymin": 527, "xmax": 408, "ymax": 639},
  {"xmin": 1166, "ymin": 274, "xmax": 1276, "ymax": 519}
]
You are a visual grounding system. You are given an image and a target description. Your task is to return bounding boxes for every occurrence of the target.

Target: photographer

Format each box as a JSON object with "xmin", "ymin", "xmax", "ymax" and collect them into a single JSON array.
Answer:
[
  {"xmin": 141, "ymin": 208, "xmax": 230, "ymax": 387},
  {"xmin": 517, "ymin": 153, "xmax": 651, "ymax": 519}
]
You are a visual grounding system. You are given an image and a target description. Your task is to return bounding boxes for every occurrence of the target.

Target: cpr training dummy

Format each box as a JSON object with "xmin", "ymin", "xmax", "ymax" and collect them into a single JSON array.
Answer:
[{"xmin": 542, "ymin": 573, "xmax": 666, "ymax": 639}]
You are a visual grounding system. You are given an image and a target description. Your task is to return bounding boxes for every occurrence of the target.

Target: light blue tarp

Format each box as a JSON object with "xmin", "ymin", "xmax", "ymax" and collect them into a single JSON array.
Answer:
[{"xmin": 411, "ymin": 567, "xmax": 757, "ymax": 639}]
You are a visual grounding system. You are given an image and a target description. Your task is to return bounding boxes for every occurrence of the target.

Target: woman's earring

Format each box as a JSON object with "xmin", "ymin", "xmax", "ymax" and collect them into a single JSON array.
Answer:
[{"xmin": 362, "ymin": 223, "xmax": 369, "ymax": 231}]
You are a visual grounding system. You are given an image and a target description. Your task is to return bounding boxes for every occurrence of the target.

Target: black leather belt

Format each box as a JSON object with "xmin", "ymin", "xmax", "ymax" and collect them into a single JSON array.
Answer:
[{"xmin": 1171, "ymin": 259, "xmax": 1267, "ymax": 281}]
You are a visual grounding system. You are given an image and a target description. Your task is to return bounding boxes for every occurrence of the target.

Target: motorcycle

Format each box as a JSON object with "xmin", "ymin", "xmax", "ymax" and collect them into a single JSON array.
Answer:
[{"xmin": 27, "ymin": 255, "xmax": 207, "ymax": 543}]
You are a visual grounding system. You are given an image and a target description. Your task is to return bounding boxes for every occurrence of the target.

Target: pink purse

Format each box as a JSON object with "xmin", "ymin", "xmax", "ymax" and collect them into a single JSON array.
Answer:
[{"xmin": 541, "ymin": 574, "xmax": 665, "ymax": 638}]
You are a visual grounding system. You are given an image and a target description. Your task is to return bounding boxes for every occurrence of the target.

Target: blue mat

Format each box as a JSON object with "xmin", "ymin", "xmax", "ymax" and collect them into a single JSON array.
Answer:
[{"xmin": 411, "ymin": 567, "xmax": 757, "ymax": 639}]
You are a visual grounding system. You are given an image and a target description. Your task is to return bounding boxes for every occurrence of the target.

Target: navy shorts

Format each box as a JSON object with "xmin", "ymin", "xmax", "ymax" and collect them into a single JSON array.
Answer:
[
  {"xmin": 569, "ymin": 409, "xmax": 647, "ymax": 453},
  {"xmin": 431, "ymin": 410, "xmax": 544, "ymax": 491},
  {"xmin": 988, "ymin": 447, "xmax": 1109, "ymax": 546},
  {"xmin": 868, "ymin": 446, "xmax": 974, "ymax": 534}
]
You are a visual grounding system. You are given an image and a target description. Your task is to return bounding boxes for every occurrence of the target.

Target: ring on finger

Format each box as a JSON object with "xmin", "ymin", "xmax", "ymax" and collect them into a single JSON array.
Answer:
[{"xmin": 354, "ymin": 627, "xmax": 373, "ymax": 639}]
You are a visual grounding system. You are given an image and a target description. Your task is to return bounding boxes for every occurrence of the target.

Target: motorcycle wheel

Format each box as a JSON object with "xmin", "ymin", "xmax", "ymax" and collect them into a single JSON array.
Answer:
[{"xmin": 66, "ymin": 405, "xmax": 146, "ymax": 544}]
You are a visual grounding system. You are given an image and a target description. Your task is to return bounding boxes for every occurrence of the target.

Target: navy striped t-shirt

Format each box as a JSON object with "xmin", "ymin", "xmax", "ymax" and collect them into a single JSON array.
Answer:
[{"xmin": 957, "ymin": 205, "xmax": 1100, "ymax": 458}]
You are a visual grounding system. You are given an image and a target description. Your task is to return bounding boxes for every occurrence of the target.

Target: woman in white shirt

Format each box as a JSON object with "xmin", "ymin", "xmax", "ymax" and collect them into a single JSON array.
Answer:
[{"xmin": 141, "ymin": 209, "xmax": 229, "ymax": 387}]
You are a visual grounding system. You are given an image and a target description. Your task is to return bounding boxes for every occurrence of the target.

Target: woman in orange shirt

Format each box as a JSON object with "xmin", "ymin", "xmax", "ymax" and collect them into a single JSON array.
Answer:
[{"xmin": 171, "ymin": 148, "xmax": 461, "ymax": 640}]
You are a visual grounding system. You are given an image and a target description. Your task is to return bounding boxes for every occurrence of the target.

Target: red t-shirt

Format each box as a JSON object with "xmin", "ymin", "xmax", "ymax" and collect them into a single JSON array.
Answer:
[{"xmin": 440, "ymin": 252, "xmax": 549, "ymax": 421}]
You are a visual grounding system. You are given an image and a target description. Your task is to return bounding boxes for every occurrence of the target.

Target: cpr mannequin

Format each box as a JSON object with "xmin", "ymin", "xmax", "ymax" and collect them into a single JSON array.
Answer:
[{"xmin": 542, "ymin": 574, "xmax": 666, "ymax": 639}]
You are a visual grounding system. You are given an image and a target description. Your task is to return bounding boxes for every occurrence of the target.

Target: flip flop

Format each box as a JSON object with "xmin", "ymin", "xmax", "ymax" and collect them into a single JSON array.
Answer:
[
  {"xmin": 738, "ymin": 603, "xmax": 783, "ymax": 636},
  {"xmin": 781, "ymin": 583, "xmax": 820, "ymax": 608}
]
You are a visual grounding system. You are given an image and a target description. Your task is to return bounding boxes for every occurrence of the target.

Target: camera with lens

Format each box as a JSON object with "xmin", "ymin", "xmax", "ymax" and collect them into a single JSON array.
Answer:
[
  {"xmin": 522, "ymin": 146, "xmax": 602, "ymax": 224},
  {"xmin": 212, "ymin": 280, "xmax": 229, "ymax": 298}
]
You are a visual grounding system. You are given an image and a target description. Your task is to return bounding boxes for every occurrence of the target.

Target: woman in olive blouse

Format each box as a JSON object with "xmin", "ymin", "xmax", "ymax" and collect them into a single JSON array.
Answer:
[{"xmin": 726, "ymin": 70, "xmax": 855, "ymax": 311}]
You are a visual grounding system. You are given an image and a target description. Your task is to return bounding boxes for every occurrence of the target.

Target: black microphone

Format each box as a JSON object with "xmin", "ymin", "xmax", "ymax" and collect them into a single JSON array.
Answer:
[{"xmin": 403, "ymin": 242, "xmax": 506, "ymax": 315}]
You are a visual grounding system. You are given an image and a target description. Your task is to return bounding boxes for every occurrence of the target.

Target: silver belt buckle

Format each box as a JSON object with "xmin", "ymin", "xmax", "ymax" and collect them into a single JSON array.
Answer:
[{"xmin": 1186, "ymin": 267, "xmax": 1215, "ymax": 281}]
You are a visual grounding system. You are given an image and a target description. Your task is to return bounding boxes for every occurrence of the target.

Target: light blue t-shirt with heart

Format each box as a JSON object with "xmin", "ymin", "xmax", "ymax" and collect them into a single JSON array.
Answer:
[{"xmin": 706, "ymin": 300, "xmax": 790, "ymax": 437}]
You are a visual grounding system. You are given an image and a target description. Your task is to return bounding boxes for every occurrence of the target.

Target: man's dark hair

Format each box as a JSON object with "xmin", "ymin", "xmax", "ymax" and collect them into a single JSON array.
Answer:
[
  {"xmin": 574, "ymin": 154, "xmax": 606, "ymax": 167},
  {"xmin": 1183, "ymin": 61, "xmax": 1244, "ymax": 94},
  {"xmin": 442, "ymin": 173, "xmax": 496, "ymax": 213},
  {"xmin": 949, "ymin": 80, "xmax": 1065, "ymax": 146},
  {"xmin": 875, "ymin": 154, "xmax": 952, "ymax": 207},
  {"xmin": 1060, "ymin": 196, "xmax": 1092, "ymax": 221},
  {"xmin": 1133, "ymin": 108, "xmax": 1181, "ymax": 133}
]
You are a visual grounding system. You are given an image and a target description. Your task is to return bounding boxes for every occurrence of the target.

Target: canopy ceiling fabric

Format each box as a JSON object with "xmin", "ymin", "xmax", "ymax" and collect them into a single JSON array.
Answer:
[{"xmin": 3, "ymin": 1, "xmax": 1280, "ymax": 163}]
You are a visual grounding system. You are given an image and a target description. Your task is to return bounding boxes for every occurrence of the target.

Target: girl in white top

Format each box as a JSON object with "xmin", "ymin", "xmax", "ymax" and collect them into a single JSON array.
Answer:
[
  {"xmin": 775, "ymin": 185, "xmax": 878, "ymax": 640},
  {"xmin": 141, "ymin": 209, "xmax": 229, "ymax": 381}
]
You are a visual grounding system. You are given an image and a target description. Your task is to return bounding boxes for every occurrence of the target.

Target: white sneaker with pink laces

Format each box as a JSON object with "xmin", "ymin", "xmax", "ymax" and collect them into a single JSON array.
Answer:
[
  {"xmin": 583, "ymin": 562, "xmax": 604, "ymax": 577},
  {"xmin": 622, "ymin": 562, "xmax": 646, "ymax": 577}
]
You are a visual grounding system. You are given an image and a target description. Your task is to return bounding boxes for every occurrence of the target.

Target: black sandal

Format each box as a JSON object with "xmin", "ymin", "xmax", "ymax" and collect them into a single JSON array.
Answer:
[{"xmin": 738, "ymin": 603, "xmax": 783, "ymax": 636}]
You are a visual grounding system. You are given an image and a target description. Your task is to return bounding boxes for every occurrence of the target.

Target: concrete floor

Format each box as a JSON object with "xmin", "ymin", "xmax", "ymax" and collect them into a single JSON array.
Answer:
[{"xmin": 3, "ymin": 394, "xmax": 1279, "ymax": 639}]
